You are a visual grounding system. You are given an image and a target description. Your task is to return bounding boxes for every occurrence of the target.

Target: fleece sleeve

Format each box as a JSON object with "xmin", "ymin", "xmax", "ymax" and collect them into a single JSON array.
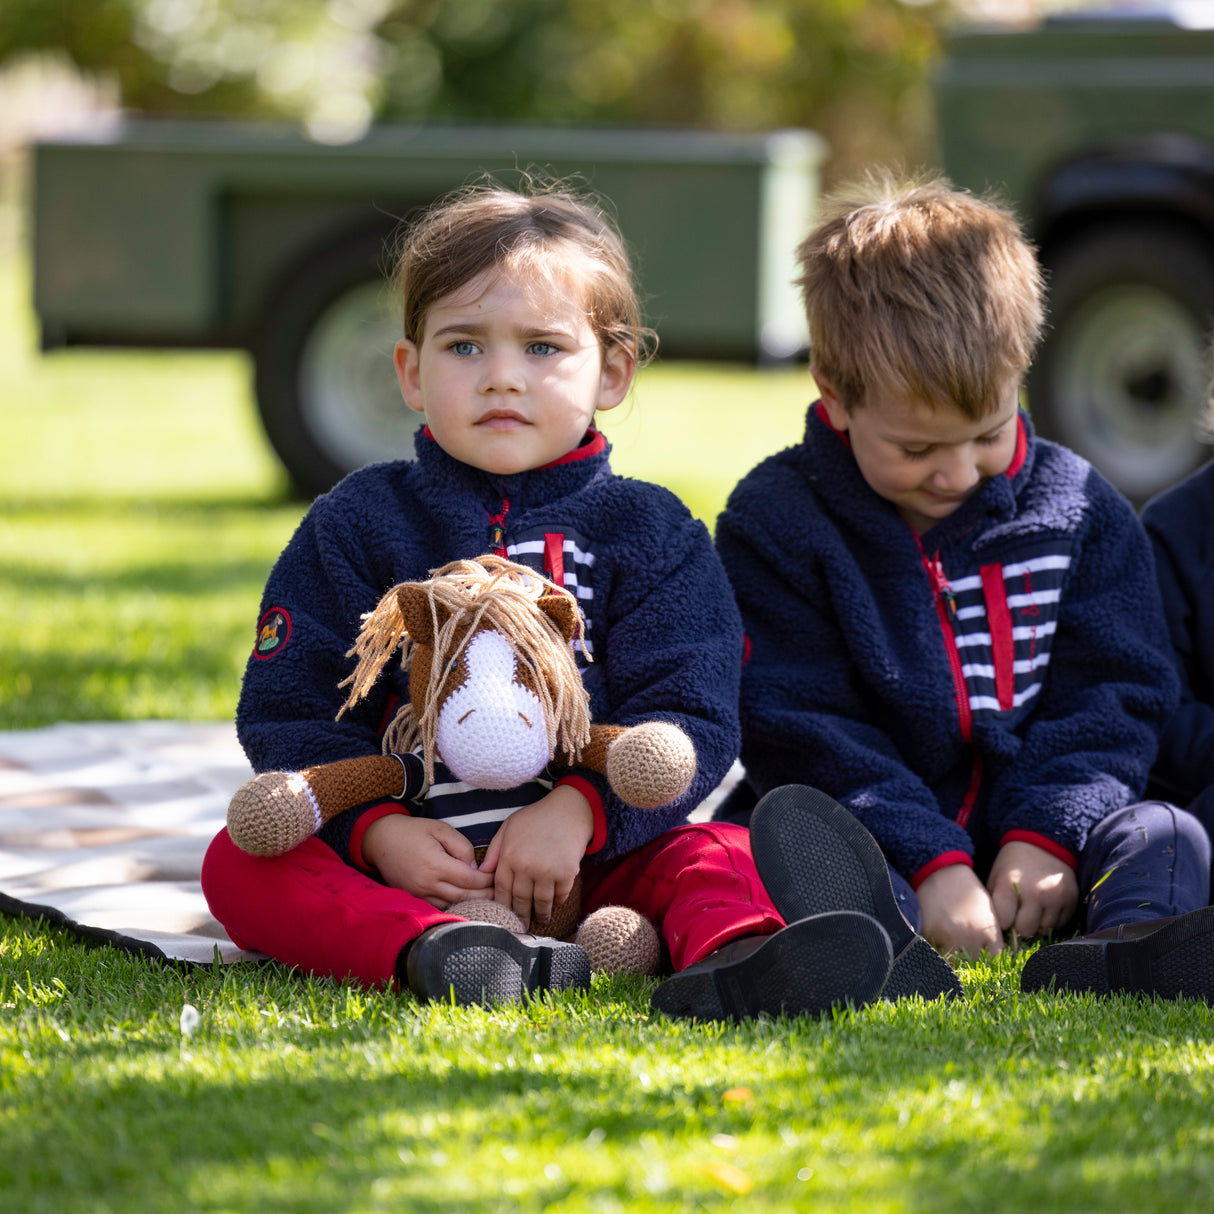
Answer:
[
  {"xmin": 581, "ymin": 495, "xmax": 744, "ymax": 863},
  {"xmin": 715, "ymin": 503, "xmax": 975, "ymax": 882},
  {"xmin": 1142, "ymin": 476, "xmax": 1214, "ymax": 803},
  {"xmin": 985, "ymin": 480, "xmax": 1179, "ymax": 855},
  {"xmin": 235, "ymin": 490, "xmax": 399, "ymax": 774}
]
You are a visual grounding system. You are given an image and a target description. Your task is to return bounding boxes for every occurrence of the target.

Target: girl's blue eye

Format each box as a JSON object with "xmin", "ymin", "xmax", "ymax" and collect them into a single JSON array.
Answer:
[{"xmin": 528, "ymin": 342, "xmax": 559, "ymax": 356}]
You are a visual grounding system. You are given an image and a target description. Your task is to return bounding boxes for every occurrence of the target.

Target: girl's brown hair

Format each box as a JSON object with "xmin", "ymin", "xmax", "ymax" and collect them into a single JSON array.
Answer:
[
  {"xmin": 393, "ymin": 178, "xmax": 656, "ymax": 365},
  {"xmin": 796, "ymin": 173, "xmax": 1044, "ymax": 418}
]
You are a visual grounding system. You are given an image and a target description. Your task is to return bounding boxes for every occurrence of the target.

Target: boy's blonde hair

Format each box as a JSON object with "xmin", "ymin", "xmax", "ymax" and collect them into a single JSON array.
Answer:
[
  {"xmin": 796, "ymin": 174, "xmax": 1044, "ymax": 418},
  {"xmin": 393, "ymin": 178, "xmax": 656, "ymax": 365}
]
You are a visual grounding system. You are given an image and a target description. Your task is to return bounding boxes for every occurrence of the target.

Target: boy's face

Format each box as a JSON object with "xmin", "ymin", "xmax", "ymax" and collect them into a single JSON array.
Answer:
[
  {"xmin": 394, "ymin": 267, "xmax": 633, "ymax": 476},
  {"xmin": 815, "ymin": 372, "xmax": 1021, "ymax": 535}
]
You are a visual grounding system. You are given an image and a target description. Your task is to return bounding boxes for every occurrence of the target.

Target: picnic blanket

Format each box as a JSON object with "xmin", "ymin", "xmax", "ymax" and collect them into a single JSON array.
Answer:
[
  {"xmin": 0, "ymin": 721, "xmax": 265, "ymax": 965},
  {"xmin": 0, "ymin": 721, "xmax": 741, "ymax": 967}
]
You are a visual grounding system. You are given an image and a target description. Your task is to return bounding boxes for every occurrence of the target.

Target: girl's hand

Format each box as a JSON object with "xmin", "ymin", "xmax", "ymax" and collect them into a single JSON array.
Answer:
[
  {"xmin": 361, "ymin": 814, "xmax": 494, "ymax": 908},
  {"xmin": 480, "ymin": 785, "xmax": 595, "ymax": 925},
  {"xmin": 987, "ymin": 839, "xmax": 1079, "ymax": 939},
  {"xmin": 916, "ymin": 863, "xmax": 1003, "ymax": 958}
]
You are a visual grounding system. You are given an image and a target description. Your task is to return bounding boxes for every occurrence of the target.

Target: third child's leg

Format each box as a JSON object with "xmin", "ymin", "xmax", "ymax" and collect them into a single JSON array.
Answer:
[
  {"xmin": 1081, "ymin": 800, "xmax": 1211, "ymax": 932},
  {"xmin": 1022, "ymin": 801, "xmax": 1214, "ymax": 999}
]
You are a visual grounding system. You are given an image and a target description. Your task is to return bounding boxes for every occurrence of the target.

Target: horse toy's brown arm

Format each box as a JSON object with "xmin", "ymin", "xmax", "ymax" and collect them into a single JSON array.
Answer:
[{"xmin": 226, "ymin": 719, "xmax": 696, "ymax": 857}]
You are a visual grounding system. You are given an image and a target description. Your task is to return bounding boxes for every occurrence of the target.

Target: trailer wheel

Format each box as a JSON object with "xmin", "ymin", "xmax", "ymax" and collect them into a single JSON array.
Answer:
[
  {"xmin": 1027, "ymin": 222, "xmax": 1214, "ymax": 503},
  {"xmin": 254, "ymin": 230, "xmax": 419, "ymax": 498}
]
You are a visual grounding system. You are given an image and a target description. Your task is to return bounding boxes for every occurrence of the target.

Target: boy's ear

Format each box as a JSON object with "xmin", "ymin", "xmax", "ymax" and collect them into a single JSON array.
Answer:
[
  {"xmin": 811, "ymin": 365, "xmax": 850, "ymax": 432},
  {"xmin": 595, "ymin": 345, "xmax": 635, "ymax": 414},
  {"xmin": 394, "ymin": 340, "xmax": 426, "ymax": 416}
]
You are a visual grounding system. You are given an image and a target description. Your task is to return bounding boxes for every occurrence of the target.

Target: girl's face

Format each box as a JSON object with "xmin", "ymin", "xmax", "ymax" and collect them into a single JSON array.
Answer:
[{"xmin": 394, "ymin": 267, "xmax": 634, "ymax": 475}]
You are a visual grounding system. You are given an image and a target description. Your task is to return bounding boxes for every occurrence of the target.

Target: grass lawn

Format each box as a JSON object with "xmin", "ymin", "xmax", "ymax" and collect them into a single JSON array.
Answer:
[{"xmin": 4, "ymin": 191, "xmax": 1214, "ymax": 1213}]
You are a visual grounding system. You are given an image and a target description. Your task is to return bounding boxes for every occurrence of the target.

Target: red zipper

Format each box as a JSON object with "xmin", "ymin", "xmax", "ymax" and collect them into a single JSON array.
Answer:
[{"xmin": 917, "ymin": 542, "xmax": 981, "ymax": 826}]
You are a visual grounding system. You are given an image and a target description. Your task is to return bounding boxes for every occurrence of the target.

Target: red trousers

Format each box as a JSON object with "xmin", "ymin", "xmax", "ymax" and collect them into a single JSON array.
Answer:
[{"xmin": 202, "ymin": 822, "xmax": 783, "ymax": 988}]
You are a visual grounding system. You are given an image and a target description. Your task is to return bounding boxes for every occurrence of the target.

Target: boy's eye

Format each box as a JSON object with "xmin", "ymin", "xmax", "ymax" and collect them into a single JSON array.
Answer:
[
  {"xmin": 977, "ymin": 430, "xmax": 1005, "ymax": 447},
  {"xmin": 902, "ymin": 446, "xmax": 934, "ymax": 460},
  {"xmin": 527, "ymin": 341, "xmax": 560, "ymax": 356},
  {"xmin": 449, "ymin": 340, "xmax": 479, "ymax": 356}
]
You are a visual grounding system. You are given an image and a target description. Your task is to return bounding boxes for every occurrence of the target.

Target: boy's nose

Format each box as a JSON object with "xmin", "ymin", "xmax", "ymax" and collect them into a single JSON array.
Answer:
[{"xmin": 931, "ymin": 446, "xmax": 980, "ymax": 492}]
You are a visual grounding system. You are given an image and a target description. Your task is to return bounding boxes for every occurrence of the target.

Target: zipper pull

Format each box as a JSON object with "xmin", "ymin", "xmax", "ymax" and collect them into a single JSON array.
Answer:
[
  {"xmin": 485, "ymin": 497, "xmax": 510, "ymax": 557},
  {"xmin": 929, "ymin": 552, "xmax": 957, "ymax": 616}
]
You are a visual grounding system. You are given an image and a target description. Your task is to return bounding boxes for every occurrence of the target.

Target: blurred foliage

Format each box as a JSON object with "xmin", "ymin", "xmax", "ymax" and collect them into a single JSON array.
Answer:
[{"xmin": 0, "ymin": 0, "xmax": 951, "ymax": 176}]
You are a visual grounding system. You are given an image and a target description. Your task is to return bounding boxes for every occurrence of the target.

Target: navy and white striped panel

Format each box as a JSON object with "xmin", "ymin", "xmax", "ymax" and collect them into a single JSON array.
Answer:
[
  {"xmin": 507, "ymin": 532, "xmax": 597, "ymax": 658},
  {"xmin": 945, "ymin": 544, "xmax": 1073, "ymax": 717},
  {"xmin": 419, "ymin": 758, "xmax": 554, "ymax": 849}
]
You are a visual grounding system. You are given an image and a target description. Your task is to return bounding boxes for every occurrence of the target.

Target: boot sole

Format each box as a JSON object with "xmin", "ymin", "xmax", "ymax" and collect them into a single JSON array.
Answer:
[
  {"xmin": 749, "ymin": 785, "xmax": 963, "ymax": 1003},
  {"xmin": 406, "ymin": 922, "xmax": 591, "ymax": 1006},
  {"xmin": 1021, "ymin": 904, "xmax": 1214, "ymax": 1001},
  {"xmin": 649, "ymin": 911, "xmax": 892, "ymax": 1022}
]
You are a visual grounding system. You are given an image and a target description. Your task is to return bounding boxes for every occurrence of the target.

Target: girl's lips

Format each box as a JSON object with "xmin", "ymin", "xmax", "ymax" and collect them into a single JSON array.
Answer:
[{"xmin": 477, "ymin": 409, "xmax": 528, "ymax": 428}]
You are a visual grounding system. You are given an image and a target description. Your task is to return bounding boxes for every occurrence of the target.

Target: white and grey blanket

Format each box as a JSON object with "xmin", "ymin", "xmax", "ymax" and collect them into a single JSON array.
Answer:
[{"xmin": 0, "ymin": 721, "xmax": 265, "ymax": 965}]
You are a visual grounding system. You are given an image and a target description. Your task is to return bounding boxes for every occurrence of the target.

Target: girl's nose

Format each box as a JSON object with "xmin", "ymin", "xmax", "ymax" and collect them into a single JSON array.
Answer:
[{"xmin": 478, "ymin": 349, "xmax": 525, "ymax": 393}]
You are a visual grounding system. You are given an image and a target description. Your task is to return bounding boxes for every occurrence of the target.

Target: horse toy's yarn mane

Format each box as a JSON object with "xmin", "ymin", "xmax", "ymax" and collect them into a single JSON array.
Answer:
[{"xmin": 337, "ymin": 555, "xmax": 591, "ymax": 785}]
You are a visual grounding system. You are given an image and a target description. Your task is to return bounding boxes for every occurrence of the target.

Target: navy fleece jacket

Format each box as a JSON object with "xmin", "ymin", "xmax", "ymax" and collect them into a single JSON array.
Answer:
[
  {"xmin": 1142, "ymin": 460, "xmax": 1214, "ymax": 803},
  {"xmin": 236, "ymin": 427, "xmax": 743, "ymax": 864},
  {"xmin": 716, "ymin": 405, "xmax": 1178, "ymax": 886}
]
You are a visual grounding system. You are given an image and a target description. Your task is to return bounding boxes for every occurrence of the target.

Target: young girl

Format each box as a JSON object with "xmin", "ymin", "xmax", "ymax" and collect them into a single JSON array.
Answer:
[{"xmin": 201, "ymin": 182, "xmax": 896, "ymax": 1017}]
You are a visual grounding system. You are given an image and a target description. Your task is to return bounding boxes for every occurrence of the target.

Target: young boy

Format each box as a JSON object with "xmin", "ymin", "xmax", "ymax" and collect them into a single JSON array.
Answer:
[{"xmin": 715, "ymin": 177, "xmax": 1214, "ymax": 999}]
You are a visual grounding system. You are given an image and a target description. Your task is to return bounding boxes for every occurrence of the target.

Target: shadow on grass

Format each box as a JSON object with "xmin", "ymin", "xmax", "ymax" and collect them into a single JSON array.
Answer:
[{"xmin": 5, "ymin": 920, "xmax": 1214, "ymax": 1211}]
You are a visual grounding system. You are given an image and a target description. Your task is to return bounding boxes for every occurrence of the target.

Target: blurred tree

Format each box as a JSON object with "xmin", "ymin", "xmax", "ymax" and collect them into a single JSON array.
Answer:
[{"xmin": 0, "ymin": 0, "xmax": 951, "ymax": 175}]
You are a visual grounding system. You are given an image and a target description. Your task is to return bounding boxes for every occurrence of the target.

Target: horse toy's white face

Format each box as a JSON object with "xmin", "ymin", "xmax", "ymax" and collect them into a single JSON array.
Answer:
[{"xmin": 434, "ymin": 628, "xmax": 553, "ymax": 788}]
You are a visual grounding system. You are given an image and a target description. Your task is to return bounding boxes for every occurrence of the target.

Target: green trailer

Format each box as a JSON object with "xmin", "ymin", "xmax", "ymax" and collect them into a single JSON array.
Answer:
[
  {"xmin": 936, "ymin": 4, "xmax": 1214, "ymax": 502},
  {"xmin": 31, "ymin": 120, "xmax": 824, "ymax": 495}
]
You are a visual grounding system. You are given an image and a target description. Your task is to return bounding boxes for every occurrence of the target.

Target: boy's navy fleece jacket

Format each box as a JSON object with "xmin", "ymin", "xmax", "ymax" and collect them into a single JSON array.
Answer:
[
  {"xmin": 716, "ymin": 404, "xmax": 1178, "ymax": 887},
  {"xmin": 1142, "ymin": 460, "xmax": 1214, "ymax": 803},
  {"xmin": 236, "ymin": 427, "xmax": 742, "ymax": 866}
]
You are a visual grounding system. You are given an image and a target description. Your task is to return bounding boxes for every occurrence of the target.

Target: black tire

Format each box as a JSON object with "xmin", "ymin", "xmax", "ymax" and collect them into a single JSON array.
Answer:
[
  {"xmin": 253, "ymin": 227, "xmax": 421, "ymax": 498},
  {"xmin": 1028, "ymin": 221, "xmax": 1214, "ymax": 503}
]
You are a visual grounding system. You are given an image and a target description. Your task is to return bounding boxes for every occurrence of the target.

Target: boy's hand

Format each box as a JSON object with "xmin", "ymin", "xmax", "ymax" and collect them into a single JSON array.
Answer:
[
  {"xmin": 987, "ymin": 839, "xmax": 1079, "ymax": 940},
  {"xmin": 361, "ymin": 814, "xmax": 494, "ymax": 908},
  {"xmin": 916, "ymin": 863, "xmax": 1003, "ymax": 958},
  {"xmin": 480, "ymin": 784, "xmax": 595, "ymax": 925}
]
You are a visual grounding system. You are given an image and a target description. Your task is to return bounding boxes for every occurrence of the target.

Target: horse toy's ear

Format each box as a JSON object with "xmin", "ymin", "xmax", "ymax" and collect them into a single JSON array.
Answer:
[
  {"xmin": 537, "ymin": 591, "xmax": 579, "ymax": 644},
  {"xmin": 395, "ymin": 583, "xmax": 448, "ymax": 648}
]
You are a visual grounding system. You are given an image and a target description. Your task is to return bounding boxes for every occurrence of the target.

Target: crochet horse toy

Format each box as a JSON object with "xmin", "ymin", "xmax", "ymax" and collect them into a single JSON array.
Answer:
[{"xmin": 225, "ymin": 556, "xmax": 696, "ymax": 973}]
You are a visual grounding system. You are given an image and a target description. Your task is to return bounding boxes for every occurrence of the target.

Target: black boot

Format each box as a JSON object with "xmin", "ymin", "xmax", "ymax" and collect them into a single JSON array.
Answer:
[
  {"xmin": 649, "ymin": 911, "xmax": 892, "ymax": 1022},
  {"xmin": 749, "ymin": 785, "xmax": 963, "ymax": 1002},
  {"xmin": 401, "ymin": 922, "xmax": 591, "ymax": 1007},
  {"xmin": 1021, "ymin": 905, "xmax": 1214, "ymax": 1001}
]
